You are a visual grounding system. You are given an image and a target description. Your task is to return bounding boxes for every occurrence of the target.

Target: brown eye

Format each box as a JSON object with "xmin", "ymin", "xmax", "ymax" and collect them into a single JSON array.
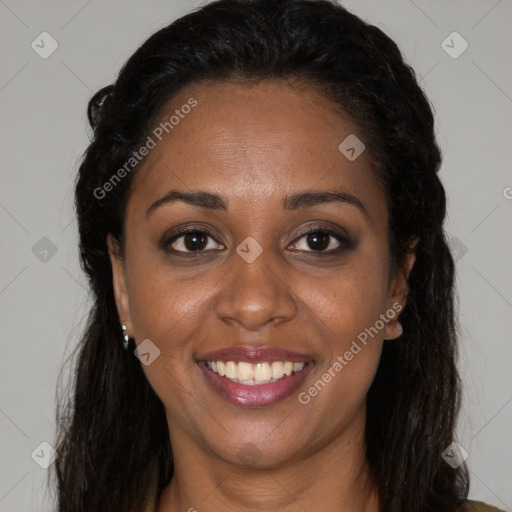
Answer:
[
  {"xmin": 289, "ymin": 228, "xmax": 348, "ymax": 253},
  {"xmin": 305, "ymin": 232, "xmax": 331, "ymax": 251},
  {"xmin": 164, "ymin": 228, "xmax": 224, "ymax": 254}
]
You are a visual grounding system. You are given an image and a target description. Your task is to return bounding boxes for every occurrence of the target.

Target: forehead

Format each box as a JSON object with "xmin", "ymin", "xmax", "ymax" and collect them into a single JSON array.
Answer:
[{"xmin": 128, "ymin": 80, "xmax": 386, "ymax": 222}]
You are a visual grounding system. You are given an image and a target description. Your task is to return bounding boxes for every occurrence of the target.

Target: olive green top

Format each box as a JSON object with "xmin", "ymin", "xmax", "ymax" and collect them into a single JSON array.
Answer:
[{"xmin": 464, "ymin": 500, "xmax": 506, "ymax": 512}]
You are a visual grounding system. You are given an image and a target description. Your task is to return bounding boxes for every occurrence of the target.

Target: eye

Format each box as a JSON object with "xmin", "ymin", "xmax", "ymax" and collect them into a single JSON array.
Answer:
[
  {"xmin": 162, "ymin": 225, "xmax": 352, "ymax": 256},
  {"xmin": 164, "ymin": 227, "xmax": 224, "ymax": 254},
  {"xmin": 288, "ymin": 227, "xmax": 349, "ymax": 253}
]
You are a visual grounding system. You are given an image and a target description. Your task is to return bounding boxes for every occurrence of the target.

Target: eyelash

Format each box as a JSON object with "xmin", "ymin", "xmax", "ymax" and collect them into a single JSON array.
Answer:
[{"xmin": 161, "ymin": 225, "xmax": 352, "ymax": 257}]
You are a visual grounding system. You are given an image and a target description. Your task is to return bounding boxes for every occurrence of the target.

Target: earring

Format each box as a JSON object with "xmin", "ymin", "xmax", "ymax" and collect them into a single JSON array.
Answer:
[{"xmin": 121, "ymin": 324, "xmax": 131, "ymax": 350}]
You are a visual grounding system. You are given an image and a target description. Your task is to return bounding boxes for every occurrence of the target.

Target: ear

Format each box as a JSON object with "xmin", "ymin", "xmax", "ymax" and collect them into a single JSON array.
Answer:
[
  {"xmin": 107, "ymin": 233, "xmax": 133, "ymax": 337},
  {"xmin": 384, "ymin": 237, "xmax": 419, "ymax": 340}
]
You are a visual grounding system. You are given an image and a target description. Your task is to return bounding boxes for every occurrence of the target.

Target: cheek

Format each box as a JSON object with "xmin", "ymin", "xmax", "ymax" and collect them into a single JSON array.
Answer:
[
  {"xmin": 127, "ymin": 267, "xmax": 209, "ymax": 350},
  {"xmin": 294, "ymin": 248, "xmax": 388, "ymax": 400},
  {"xmin": 299, "ymin": 247, "xmax": 390, "ymax": 341},
  {"xmin": 121, "ymin": 251, "xmax": 208, "ymax": 410},
  {"xmin": 123, "ymin": 226, "xmax": 214, "ymax": 335},
  {"xmin": 124, "ymin": 262, "xmax": 210, "ymax": 421},
  {"xmin": 298, "ymin": 278, "xmax": 385, "ymax": 426}
]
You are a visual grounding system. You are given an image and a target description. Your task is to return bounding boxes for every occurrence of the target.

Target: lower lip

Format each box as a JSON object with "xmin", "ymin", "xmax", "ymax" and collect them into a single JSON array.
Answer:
[{"xmin": 198, "ymin": 361, "xmax": 314, "ymax": 407}]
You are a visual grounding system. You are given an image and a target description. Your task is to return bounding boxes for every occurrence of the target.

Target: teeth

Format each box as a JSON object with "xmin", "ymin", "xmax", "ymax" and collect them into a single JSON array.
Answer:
[
  {"xmin": 206, "ymin": 360, "xmax": 307, "ymax": 384},
  {"xmin": 271, "ymin": 362, "xmax": 285, "ymax": 379},
  {"xmin": 254, "ymin": 362, "xmax": 271, "ymax": 381},
  {"xmin": 225, "ymin": 361, "xmax": 237, "ymax": 379},
  {"xmin": 292, "ymin": 362, "xmax": 303, "ymax": 373},
  {"xmin": 237, "ymin": 361, "xmax": 253, "ymax": 381}
]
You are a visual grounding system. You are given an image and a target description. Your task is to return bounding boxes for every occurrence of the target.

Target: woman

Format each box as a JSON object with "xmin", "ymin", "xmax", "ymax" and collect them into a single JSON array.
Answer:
[{"xmin": 52, "ymin": 0, "xmax": 504, "ymax": 510}]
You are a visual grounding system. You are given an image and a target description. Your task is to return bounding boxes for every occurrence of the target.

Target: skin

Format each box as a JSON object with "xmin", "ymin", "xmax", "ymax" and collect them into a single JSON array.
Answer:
[{"xmin": 108, "ymin": 80, "xmax": 417, "ymax": 512}]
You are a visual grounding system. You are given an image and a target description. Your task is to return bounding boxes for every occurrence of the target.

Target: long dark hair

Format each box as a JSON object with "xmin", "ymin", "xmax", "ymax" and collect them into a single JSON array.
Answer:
[{"xmin": 53, "ymin": 1, "xmax": 469, "ymax": 510}]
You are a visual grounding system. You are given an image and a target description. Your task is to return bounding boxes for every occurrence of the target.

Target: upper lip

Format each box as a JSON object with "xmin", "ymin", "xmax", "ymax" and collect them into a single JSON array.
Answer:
[{"xmin": 196, "ymin": 346, "xmax": 314, "ymax": 363}]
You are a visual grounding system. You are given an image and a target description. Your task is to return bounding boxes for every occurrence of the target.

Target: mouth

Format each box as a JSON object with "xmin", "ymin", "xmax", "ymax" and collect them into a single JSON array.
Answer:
[
  {"xmin": 196, "ymin": 347, "xmax": 315, "ymax": 407},
  {"xmin": 205, "ymin": 360, "xmax": 308, "ymax": 384}
]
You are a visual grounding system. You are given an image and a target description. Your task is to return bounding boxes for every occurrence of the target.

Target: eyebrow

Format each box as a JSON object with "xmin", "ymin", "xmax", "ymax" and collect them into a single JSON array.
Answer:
[{"xmin": 146, "ymin": 188, "xmax": 370, "ymax": 221}]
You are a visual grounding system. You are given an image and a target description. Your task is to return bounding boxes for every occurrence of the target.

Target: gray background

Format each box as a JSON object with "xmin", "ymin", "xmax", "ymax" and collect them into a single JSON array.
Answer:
[{"xmin": 0, "ymin": 0, "xmax": 511, "ymax": 510}]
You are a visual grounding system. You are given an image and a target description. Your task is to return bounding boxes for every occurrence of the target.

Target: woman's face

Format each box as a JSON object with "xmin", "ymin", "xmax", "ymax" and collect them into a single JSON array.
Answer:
[{"xmin": 109, "ymin": 80, "xmax": 413, "ymax": 469}]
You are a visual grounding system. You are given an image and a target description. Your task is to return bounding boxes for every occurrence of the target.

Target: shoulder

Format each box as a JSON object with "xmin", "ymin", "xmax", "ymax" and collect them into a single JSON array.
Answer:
[{"xmin": 462, "ymin": 500, "xmax": 506, "ymax": 512}]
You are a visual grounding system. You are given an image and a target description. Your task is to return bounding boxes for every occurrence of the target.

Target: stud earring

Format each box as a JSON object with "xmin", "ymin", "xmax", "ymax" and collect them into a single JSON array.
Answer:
[{"xmin": 121, "ymin": 324, "xmax": 131, "ymax": 350}]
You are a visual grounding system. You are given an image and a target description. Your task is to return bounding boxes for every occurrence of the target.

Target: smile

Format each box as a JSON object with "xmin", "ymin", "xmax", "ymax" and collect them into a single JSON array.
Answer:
[{"xmin": 205, "ymin": 360, "xmax": 307, "ymax": 385}]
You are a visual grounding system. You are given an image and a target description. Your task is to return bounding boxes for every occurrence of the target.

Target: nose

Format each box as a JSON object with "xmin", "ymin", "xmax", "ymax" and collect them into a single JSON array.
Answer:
[{"xmin": 215, "ymin": 244, "xmax": 298, "ymax": 331}]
